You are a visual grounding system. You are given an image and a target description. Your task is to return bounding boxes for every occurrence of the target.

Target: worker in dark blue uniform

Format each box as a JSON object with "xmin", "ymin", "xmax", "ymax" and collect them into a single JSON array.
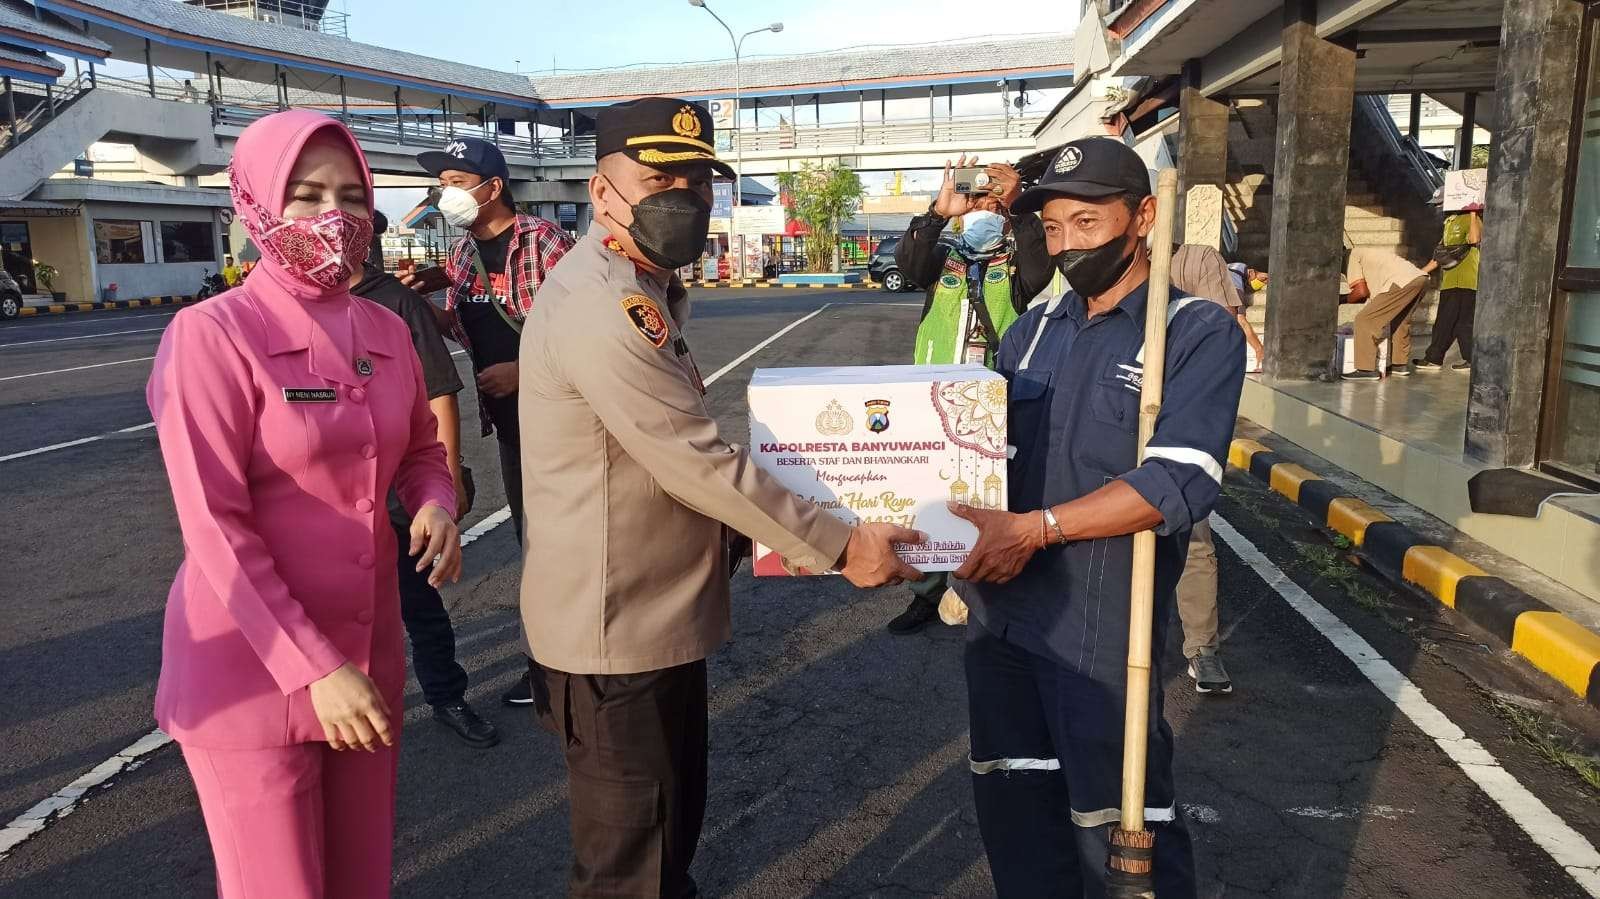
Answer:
[{"xmin": 948, "ymin": 137, "xmax": 1245, "ymax": 898}]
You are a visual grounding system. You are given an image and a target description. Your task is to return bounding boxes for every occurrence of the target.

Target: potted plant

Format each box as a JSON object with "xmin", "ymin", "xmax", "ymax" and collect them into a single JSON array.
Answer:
[{"xmin": 33, "ymin": 260, "xmax": 64, "ymax": 302}]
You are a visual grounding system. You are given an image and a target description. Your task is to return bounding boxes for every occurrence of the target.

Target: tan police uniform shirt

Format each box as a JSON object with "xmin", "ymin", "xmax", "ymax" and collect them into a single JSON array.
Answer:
[{"xmin": 518, "ymin": 226, "xmax": 855, "ymax": 675}]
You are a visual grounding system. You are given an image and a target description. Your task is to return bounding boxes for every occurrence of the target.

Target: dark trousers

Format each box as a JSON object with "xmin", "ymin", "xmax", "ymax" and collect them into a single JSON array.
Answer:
[
  {"xmin": 1424, "ymin": 286, "xmax": 1476, "ymax": 364},
  {"xmin": 534, "ymin": 661, "xmax": 708, "ymax": 899},
  {"xmin": 391, "ymin": 520, "xmax": 469, "ymax": 707},
  {"xmin": 486, "ymin": 394, "xmax": 524, "ymax": 542},
  {"xmin": 908, "ymin": 570, "xmax": 948, "ymax": 607},
  {"xmin": 965, "ymin": 621, "xmax": 1196, "ymax": 899}
]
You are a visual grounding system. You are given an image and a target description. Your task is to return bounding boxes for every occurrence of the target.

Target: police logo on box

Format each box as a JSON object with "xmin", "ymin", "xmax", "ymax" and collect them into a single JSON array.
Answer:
[
  {"xmin": 1054, "ymin": 145, "xmax": 1083, "ymax": 174},
  {"xmin": 865, "ymin": 398, "xmax": 892, "ymax": 433}
]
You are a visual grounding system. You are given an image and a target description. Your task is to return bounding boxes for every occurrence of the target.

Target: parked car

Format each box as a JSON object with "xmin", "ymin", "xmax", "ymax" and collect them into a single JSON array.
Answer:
[
  {"xmin": 868, "ymin": 236, "xmax": 908, "ymax": 292},
  {"xmin": 0, "ymin": 269, "xmax": 24, "ymax": 319},
  {"xmin": 868, "ymin": 235, "xmax": 954, "ymax": 293}
]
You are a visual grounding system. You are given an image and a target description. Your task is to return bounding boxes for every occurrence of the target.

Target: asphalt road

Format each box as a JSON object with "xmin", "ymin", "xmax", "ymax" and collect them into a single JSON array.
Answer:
[{"xmin": 2, "ymin": 290, "xmax": 1598, "ymax": 898}]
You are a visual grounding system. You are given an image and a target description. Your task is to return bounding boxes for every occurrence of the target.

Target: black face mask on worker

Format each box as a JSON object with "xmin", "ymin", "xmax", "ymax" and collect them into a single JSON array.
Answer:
[
  {"xmin": 603, "ymin": 176, "xmax": 711, "ymax": 270},
  {"xmin": 1056, "ymin": 231, "xmax": 1138, "ymax": 298}
]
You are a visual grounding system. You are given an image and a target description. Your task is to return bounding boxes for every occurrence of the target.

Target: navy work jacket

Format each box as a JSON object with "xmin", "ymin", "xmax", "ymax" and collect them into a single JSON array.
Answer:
[{"xmin": 959, "ymin": 280, "xmax": 1246, "ymax": 681}]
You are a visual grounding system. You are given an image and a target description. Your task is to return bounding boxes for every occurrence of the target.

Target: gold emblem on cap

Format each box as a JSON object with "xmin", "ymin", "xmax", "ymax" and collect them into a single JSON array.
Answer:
[{"xmin": 672, "ymin": 106, "xmax": 703, "ymax": 140}]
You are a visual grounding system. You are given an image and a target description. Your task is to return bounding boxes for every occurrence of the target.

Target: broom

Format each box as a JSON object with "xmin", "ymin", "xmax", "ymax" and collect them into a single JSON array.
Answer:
[{"xmin": 1105, "ymin": 166, "xmax": 1180, "ymax": 899}]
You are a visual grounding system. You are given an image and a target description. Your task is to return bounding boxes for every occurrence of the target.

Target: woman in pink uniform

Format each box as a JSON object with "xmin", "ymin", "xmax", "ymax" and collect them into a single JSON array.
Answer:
[{"xmin": 146, "ymin": 109, "xmax": 462, "ymax": 898}]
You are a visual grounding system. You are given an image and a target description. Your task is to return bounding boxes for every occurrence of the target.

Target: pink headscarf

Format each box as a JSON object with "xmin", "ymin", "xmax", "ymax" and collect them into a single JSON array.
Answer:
[{"xmin": 228, "ymin": 110, "xmax": 375, "ymax": 303}]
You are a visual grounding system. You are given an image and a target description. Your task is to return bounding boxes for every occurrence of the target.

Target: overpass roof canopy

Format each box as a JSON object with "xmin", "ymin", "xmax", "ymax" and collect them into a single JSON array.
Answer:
[
  {"xmin": 530, "ymin": 34, "xmax": 1075, "ymax": 110},
  {"xmin": 1111, "ymin": 0, "xmax": 1503, "ymax": 99},
  {"xmin": 37, "ymin": 0, "xmax": 547, "ymax": 113},
  {"xmin": 0, "ymin": 42, "xmax": 65, "ymax": 83},
  {"xmin": 0, "ymin": 0, "xmax": 109, "ymax": 61}
]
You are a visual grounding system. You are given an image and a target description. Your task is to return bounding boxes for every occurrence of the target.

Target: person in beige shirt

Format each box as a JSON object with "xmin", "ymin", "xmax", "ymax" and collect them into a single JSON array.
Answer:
[
  {"xmin": 1344, "ymin": 245, "xmax": 1429, "ymax": 379},
  {"xmin": 517, "ymin": 96, "xmax": 919, "ymax": 898}
]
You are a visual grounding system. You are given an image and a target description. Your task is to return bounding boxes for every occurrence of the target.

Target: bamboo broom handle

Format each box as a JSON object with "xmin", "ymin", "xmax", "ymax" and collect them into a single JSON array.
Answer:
[{"xmin": 1119, "ymin": 167, "xmax": 1180, "ymax": 833}]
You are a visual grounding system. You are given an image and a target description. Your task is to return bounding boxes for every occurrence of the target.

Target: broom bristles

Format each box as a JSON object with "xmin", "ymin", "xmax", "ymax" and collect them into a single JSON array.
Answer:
[{"xmin": 1107, "ymin": 826, "xmax": 1155, "ymax": 874}]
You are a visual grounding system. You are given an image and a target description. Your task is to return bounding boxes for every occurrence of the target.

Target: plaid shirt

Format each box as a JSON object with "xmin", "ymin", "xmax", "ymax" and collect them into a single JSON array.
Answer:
[{"xmin": 443, "ymin": 214, "xmax": 574, "ymax": 435}]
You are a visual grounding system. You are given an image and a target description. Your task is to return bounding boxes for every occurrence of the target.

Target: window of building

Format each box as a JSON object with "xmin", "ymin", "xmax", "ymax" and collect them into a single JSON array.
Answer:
[
  {"xmin": 94, "ymin": 220, "xmax": 149, "ymax": 265},
  {"xmin": 160, "ymin": 220, "xmax": 216, "ymax": 263}
]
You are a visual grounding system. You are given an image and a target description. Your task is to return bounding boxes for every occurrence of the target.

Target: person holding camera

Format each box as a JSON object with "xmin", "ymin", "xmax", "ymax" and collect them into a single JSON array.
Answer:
[{"xmin": 885, "ymin": 154, "xmax": 1055, "ymax": 635}]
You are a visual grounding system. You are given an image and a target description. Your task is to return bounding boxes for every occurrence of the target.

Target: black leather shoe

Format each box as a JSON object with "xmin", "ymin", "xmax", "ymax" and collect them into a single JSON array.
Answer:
[
  {"xmin": 432, "ymin": 701, "xmax": 500, "ymax": 748},
  {"xmin": 501, "ymin": 669, "xmax": 535, "ymax": 705},
  {"xmin": 887, "ymin": 596, "xmax": 939, "ymax": 635}
]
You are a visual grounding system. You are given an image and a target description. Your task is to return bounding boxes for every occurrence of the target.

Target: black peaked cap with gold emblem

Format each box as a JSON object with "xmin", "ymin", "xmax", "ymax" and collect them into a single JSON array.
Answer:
[{"xmin": 595, "ymin": 97, "xmax": 737, "ymax": 178}]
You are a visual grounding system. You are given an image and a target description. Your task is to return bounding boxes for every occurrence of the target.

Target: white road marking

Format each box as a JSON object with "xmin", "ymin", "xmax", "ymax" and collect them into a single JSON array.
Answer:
[
  {"xmin": 0, "ymin": 730, "xmax": 173, "ymax": 861},
  {"xmin": 0, "ymin": 326, "xmax": 168, "ymax": 349},
  {"xmin": 1212, "ymin": 514, "xmax": 1600, "ymax": 896},
  {"xmin": 1284, "ymin": 805, "xmax": 1413, "ymax": 821},
  {"xmin": 0, "ymin": 301, "xmax": 834, "ymax": 863},
  {"xmin": 1182, "ymin": 803, "xmax": 1221, "ymax": 825},
  {"xmin": 2, "ymin": 311, "xmax": 177, "ymax": 331},
  {"xmin": 0, "ymin": 422, "xmax": 156, "ymax": 464},
  {"xmin": 0, "ymin": 356, "xmax": 155, "ymax": 382},
  {"xmin": 702, "ymin": 303, "xmax": 831, "ymax": 387},
  {"xmin": 1, "ymin": 353, "xmax": 464, "ymax": 465}
]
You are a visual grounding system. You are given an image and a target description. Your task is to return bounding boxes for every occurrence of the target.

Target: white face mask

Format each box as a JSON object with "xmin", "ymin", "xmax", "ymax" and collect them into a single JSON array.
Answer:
[{"xmin": 437, "ymin": 181, "xmax": 493, "ymax": 229}]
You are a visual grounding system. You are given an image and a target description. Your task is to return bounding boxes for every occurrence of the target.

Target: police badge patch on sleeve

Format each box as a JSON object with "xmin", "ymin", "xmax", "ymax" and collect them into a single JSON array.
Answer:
[{"xmin": 621, "ymin": 294, "xmax": 670, "ymax": 348}]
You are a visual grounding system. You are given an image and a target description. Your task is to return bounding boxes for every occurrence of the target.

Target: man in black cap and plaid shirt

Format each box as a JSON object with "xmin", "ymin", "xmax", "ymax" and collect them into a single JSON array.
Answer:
[{"xmin": 402, "ymin": 136, "xmax": 573, "ymax": 706}]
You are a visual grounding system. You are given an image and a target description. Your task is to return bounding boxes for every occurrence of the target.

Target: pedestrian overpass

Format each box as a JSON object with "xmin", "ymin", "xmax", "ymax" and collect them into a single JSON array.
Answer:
[{"xmin": 0, "ymin": 0, "xmax": 1073, "ymax": 207}]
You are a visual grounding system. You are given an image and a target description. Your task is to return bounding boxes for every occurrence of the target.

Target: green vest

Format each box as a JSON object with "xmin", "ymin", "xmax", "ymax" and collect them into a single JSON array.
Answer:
[{"xmin": 913, "ymin": 252, "xmax": 1021, "ymax": 367}]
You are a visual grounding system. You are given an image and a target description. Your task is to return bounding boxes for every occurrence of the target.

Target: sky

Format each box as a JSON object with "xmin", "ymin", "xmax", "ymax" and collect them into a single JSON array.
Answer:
[
  {"xmin": 335, "ymin": 0, "xmax": 1079, "ymax": 221},
  {"xmin": 341, "ymin": 0, "xmax": 1077, "ymax": 76}
]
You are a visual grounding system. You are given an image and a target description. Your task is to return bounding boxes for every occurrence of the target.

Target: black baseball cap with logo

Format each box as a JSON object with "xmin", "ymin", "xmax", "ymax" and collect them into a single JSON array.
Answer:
[
  {"xmin": 595, "ymin": 96, "xmax": 737, "ymax": 178},
  {"xmin": 416, "ymin": 137, "xmax": 511, "ymax": 185},
  {"xmin": 1012, "ymin": 137, "xmax": 1153, "ymax": 214}
]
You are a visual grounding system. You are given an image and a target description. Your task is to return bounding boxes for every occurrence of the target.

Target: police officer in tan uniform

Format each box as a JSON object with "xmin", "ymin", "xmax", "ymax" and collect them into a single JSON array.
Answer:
[{"xmin": 518, "ymin": 97, "xmax": 921, "ymax": 898}]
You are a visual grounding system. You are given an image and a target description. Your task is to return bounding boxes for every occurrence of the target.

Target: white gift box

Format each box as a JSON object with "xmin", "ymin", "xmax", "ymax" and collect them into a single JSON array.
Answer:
[{"xmin": 747, "ymin": 364, "xmax": 1009, "ymax": 575}]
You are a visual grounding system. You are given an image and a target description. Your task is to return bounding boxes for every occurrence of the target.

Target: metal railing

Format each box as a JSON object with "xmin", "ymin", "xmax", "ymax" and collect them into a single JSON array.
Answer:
[
  {"xmin": 1356, "ymin": 94, "xmax": 1444, "ymax": 202},
  {"xmin": 190, "ymin": 0, "xmax": 349, "ymax": 38},
  {"xmin": 0, "ymin": 73, "xmax": 92, "ymax": 152},
  {"xmin": 733, "ymin": 114, "xmax": 1043, "ymax": 153}
]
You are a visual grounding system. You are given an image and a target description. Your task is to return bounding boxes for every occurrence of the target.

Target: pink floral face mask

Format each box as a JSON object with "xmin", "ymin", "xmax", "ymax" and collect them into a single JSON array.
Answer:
[{"xmin": 230, "ymin": 164, "xmax": 373, "ymax": 291}]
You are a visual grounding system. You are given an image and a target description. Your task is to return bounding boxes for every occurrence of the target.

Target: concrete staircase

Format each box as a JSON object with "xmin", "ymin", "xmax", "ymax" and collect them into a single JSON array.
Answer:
[
  {"xmin": 1222, "ymin": 98, "xmax": 1444, "ymax": 347},
  {"xmin": 0, "ymin": 88, "xmax": 227, "ymax": 198}
]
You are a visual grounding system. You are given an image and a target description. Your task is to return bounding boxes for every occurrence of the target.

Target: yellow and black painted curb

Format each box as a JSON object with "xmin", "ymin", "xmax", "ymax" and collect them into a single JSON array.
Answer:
[
  {"xmin": 16, "ymin": 295, "xmax": 196, "ymax": 318},
  {"xmin": 1230, "ymin": 437, "xmax": 1600, "ymax": 709},
  {"xmin": 686, "ymin": 279, "xmax": 879, "ymax": 290}
]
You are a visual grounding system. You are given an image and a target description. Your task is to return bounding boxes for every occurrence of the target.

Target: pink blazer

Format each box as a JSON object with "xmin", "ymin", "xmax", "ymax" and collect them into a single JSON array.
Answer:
[{"xmin": 147, "ymin": 285, "xmax": 455, "ymax": 748}]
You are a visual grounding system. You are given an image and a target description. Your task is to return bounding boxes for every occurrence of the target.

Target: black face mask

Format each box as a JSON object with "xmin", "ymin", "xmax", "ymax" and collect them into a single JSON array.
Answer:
[
  {"xmin": 605, "ymin": 177, "xmax": 711, "ymax": 270},
  {"xmin": 1056, "ymin": 232, "xmax": 1138, "ymax": 298}
]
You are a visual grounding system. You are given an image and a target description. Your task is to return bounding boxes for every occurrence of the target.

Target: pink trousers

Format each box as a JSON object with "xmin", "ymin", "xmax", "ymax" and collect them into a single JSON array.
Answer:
[{"xmin": 181, "ymin": 741, "xmax": 399, "ymax": 899}]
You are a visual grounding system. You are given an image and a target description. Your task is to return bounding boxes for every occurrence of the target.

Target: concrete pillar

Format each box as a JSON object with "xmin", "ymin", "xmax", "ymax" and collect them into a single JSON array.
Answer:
[
  {"xmin": 1261, "ymin": 11, "xmax": 1356, "ymax": 382},
  {"xmin": 538, "ymin": 202, "xmax": 558, "ymax": 223},
  {"xmin": 576, "ymin": 202, "xmax": 594, "ymax": 235},
  {"xmin": 1177, "ymin": 66, "xmax": 1229, "ymax": 248},
  {"xmin": 1456, "ymin": 92, "xmax": 1478, "ymax": 168},
  {"xmin": 1466, "ymin": 0, "xmax": 1584, "ymax": 467}
]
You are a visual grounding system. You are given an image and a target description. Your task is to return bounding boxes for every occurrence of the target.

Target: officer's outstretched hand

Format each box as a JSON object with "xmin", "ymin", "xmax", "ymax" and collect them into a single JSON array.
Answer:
[
  {"xmin": 950, "ymin": 503, "xmax": 1046, "ymax": 584},
  {"xmin": 838, "ymin": 523, "xmax": 925, "ymax": 588}
]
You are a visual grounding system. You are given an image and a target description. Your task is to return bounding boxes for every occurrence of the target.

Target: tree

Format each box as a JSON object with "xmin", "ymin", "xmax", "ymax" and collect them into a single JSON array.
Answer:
[{"xmin": 776, "ymin": 161, "xmax": 865, "ymax": 273}]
